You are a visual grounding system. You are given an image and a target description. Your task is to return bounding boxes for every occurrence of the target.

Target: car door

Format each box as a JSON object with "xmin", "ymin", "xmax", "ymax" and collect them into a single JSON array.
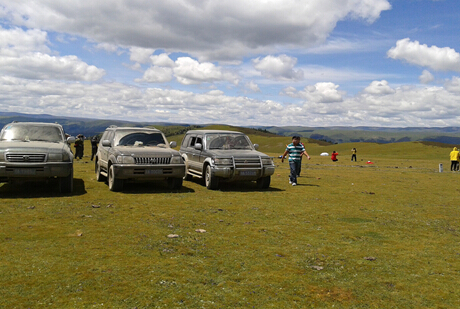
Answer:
[
  {"xmin": 98, "ymin": 130, "xmax": 114, "ymax": 171},
  {"xmin": 186, "ymin": 135, "xmax": 200, "ymax": 173}
]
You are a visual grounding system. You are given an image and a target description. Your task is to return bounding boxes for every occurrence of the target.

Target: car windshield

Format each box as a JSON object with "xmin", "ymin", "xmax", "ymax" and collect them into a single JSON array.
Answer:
[
  {"xmin": 206, "ymin": 133, "xmax": 253, "ymax": 150},
  {"xmin": 115, "ymin": 131, "xmax": 166, "ymax": 147},
  {"xmin": 0, "ymin": 124, "xmax": 63, "ymax": 142}
]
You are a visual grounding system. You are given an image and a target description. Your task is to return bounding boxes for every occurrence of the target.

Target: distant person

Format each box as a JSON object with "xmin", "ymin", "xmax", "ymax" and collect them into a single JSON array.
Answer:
[
  {"xmin": 331, "ymin": 151, "xmax": 339, "ymax": 162},
  {"xmin": 351, "ymin": 148, "xmax": 357, "ymax": 162},
  {"xmin": 450, "ymin": 147, "xmax": 459, "ymax": 171},
  {"xmin": 281, "ymin": 136, "xmax": 310, "ymax": 186},
  {"xmin": 91, "ymin": 135, "xmax": 99, "ymax": 161},
  {"xmin": 74, "ymin": 134, "xmax": 84, "ymax": 159}
]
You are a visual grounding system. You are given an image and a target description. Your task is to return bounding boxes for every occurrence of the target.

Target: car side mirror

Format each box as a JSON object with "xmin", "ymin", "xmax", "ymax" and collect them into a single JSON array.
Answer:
[
  {"xmin": 254, "ymin": 144, "xmax": 259, "ymax": 150},
  {"xmin": 169, "ymin": 141, "xmax": 177, "ymax": 148},
  {"xmin": 67, "ymin": 136, "xmax": 76, "ymax": 143},
  {"xmin": 194, "ymin": 143, "xmax": 202, "ymax": 150},
  {"xmin": 102, "ymin": 140, "xmax": 112, "ymax": 147}
]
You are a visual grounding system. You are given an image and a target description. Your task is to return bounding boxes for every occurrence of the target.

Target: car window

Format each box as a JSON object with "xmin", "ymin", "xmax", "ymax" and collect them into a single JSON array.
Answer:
[
  {"xmin": 205, "ymin": 134, "xmax": 252, "ymax": 150},
  {"xmin": 116, "ymin": 132, "xmax": 166, "ymax": 146},
  {"xmin": 189, "ymin": 136, "xmax": 197, "ymax": 147},
  {"xmin": 0, "ymin": 125, "xmax": 63, "ymax": 142}
]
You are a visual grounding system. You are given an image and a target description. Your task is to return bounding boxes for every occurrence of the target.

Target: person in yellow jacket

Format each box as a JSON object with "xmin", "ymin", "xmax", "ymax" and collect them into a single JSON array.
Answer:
[{"xmin": 449, "ymin": 147, "xmax": 459, "ymax": 171}]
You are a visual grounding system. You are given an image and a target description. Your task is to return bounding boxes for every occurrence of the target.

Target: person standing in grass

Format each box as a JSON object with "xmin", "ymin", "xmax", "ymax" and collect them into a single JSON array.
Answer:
[
  {"xmin": 449, "ymin": 147, "xmax": 459, "ymax": 171},
  {"xmin": 281, "ymin": 136, "xmax": 310, "ymax": 186},
  {"xmin": 351, "ymin": 147, "xmax": 357, "ymax": 162}
]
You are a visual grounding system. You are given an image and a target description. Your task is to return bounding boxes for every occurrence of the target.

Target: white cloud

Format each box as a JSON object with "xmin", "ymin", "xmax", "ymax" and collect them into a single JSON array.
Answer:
[
  {"xmin": 253, "ymin": 55, "xmax": 304, "ymax": 81},
  {"xmin": 0, "ymin": 0, "xmax": 391, "ymax": 61},
  {"xmin": 129, "ymin": 47, "xmax": 155, "ymax": 64},
  {"xmin": 445, "ymin": 76, "xmax": 460, "ymax": 93},
  {"xmin": 363, "ymin": 80, "xmax": 395, "ymax": 95},
  {"xmin": 1, "ymin": 76, "xmax": 460, "ymax": 127},
  {"xmin": 419, "ymin": 70, "xmax": 434, "ymax": 84},
  {"xmin": 245, "ymin": 81, "xmax": 261, "ymax": 93},
  {"xmin": 0, "ymin": 27, "xmax": 105, "ymax": 81},
  {"xmin": 283, "ymin": 82, "xmax": 344, "ymax": 103},
  {"xmin": 387, "ymin": 38, "xmax": 460, "ymax": 72},
  {"xmin": 150, "ymin": 53, "xmax": 175, "ymax": 68},
  {"xmin": 137, "ymin": 66, "xmax": 173, "ymax": 83}
]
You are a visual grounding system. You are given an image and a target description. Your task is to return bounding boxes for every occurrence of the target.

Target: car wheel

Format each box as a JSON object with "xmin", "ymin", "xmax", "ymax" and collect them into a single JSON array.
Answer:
[
  {"xmin": 256, "ymin": 176, "xmax": 271, "ymax": 189},
  {"xmin": 205, "ymin": 165, "xmax": 219, "ymax": 190},
  {"xmin": 59, "ymin": 169, "xmax": 73, "ymax": 193},
  {"xmin": 108, "ymin": 165, "xmax": 123, "ymax": 192},
  {"xmin": 95, "ymin": 160, "xmax": 105, "ymax": 182},
  {"xmin": 168, "ymin": 177, "xmax": 183, "ymax": 190}
]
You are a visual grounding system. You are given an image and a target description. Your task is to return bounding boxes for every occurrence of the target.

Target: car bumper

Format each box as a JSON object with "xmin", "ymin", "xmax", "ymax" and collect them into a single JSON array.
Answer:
[
  {"xmin": 0, "ymin": 162, "xmax": 73, "ymax": 180},
  {"xmin": 112, "ymin": 164, "xmax": 185, "ymax": 179},
  {"xmin": 212, "ymin": 165, "xmax": 275, "ymax": 181}
]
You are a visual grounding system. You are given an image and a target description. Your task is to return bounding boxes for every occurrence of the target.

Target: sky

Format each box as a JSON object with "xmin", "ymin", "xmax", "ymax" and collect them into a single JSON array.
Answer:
[{"xmin": 0, "ymin": 0, "xmax": 459, "ymax": 127}]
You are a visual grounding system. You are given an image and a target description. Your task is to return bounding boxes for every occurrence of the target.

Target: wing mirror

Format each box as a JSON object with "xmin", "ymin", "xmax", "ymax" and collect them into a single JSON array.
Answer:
[
  {"xmin": 194, "ymin": 143, "xmax": 202, "ymax": 150},
  {"xmin": 169, "ymin": 141, "xmax": 177, "ymax": 148},
  {"xmin": 66, "ymin": 136, "xmax": 76, "ymax": 143},
  {"xmin": 102, "ymin": 140, "xmax": 112, "ymax": 147},
  {"xmin": 254, "ymin": 144, "xmax": 259, "ymax": 150}
]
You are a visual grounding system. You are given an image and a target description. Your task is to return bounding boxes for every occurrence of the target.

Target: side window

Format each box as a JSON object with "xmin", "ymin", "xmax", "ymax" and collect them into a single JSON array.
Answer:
[
  {"xmin": 196, "ymin": 136, "xmax": 202, "ymax": 145},
  {"xmin": 181, "ymin": 135, "xmax": 191, "ymax": 147},
  {"xmin": 189, "ymin": 136, "xmax": 197, "ymax": 147}
]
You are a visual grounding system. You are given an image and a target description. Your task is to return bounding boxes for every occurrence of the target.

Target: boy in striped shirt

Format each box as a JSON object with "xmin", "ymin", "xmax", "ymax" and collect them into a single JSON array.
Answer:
[{"xmin": 281, "ymin": 136, "xmax": 310, "ymax": 186}]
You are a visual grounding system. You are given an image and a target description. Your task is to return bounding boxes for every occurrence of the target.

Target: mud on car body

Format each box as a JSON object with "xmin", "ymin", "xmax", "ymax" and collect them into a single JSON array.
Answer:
[
  {"xmin": 95, "ymin": 126, "xmax": 185, "ymax": 191},
  {"xmin": 0, "ymin": 121, "xmax": 75, "ymax": 193},
  {"xmin": 179, "ymin": 130, "xmax": 275, "ymax": 190}
]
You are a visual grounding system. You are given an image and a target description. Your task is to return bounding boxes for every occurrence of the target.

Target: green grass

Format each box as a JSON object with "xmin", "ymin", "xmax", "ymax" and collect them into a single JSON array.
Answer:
[{"xmin": 0, "ymin": 140, "xmax": 459, "ymax": 308}]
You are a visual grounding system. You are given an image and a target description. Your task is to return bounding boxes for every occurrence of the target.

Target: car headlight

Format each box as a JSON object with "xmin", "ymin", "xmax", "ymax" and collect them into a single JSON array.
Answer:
[
  {"xmin": 48, "ymin": 153, "xmax": 62, "ymax": 162},
  {"xmin": 62, "ymin": 151, "xmax": 72, "ymax": 162},
  {"xmin": 117, "ymin": 155, "xmax": 135, "ymax": 164},
  {"xmin": 214, "ymin": 158, "xmax": 233, "ymax": 165},
  {"xmin": 262, "ymin": 158, "xmax": 274, "ymax": 165},
  {"xmin": 170, "ymin": 156, "xmax": 182, "ymax": 164}
]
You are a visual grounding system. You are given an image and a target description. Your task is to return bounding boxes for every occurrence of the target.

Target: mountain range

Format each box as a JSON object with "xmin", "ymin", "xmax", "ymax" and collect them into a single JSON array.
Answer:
[{"xmin": 1, "ymin": 112, "xmax": 459, "ymax": 145}]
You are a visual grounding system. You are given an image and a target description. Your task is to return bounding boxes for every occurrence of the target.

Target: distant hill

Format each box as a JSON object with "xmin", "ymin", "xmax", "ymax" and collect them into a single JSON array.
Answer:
[
  {"xmin": 260, "ymin": 126, "xmax": 460, "ymax": 145},
  {"xmin": 1, "ymin": 112, "xmax": 459, "ymax": 144}
]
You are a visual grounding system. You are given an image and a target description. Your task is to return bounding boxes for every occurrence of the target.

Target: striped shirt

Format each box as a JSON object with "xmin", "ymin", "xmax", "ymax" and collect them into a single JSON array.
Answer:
[{"xmin": 286, "ymin": 143, "xmax": 305, "ymax": 162}]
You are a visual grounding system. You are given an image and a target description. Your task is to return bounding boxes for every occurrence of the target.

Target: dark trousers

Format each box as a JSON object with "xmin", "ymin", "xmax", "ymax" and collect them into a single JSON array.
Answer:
[
  {"xmin": 451, "ymin": 161, "xmax": 459, "ymax": 171},
  {"xmin": 351, "ymin": 154, "xmax": 356, "ymax": 161},
  {"xmin": 289, "ymin": 161, "xmax": 301, "ymax": 184}
]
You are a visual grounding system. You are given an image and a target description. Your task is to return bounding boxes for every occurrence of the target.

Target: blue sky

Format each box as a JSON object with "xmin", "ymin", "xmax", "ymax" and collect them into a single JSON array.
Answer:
[{"xmin": 0, "ymin": 0, "xmax": 459, "ymax": 127}]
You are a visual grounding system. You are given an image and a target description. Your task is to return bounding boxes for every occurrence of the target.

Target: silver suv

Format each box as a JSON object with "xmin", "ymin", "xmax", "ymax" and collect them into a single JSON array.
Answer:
[
  {"xmin": 0, "ymin": 121, "xmax": 75, "ymax": 193},
  {"xmin": 180, "ymin": 130, "xmax": 275, "ymax": 190},
  {"xmin": 95, "ymin": 126, "xmax": 185, "ymax": 191}
]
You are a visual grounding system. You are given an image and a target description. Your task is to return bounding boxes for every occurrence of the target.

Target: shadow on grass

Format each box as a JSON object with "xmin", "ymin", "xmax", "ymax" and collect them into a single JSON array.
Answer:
[
  {"xmin": 184, "ymin": 177, "xmax": 284, "ymax": 192},
  {"xmin": 115, "ymin": 180, "xmax": 196, "ymax": 194},
  {"xmin": 0, "ymin": 178, "xmax": 86, "ymax": 198}
]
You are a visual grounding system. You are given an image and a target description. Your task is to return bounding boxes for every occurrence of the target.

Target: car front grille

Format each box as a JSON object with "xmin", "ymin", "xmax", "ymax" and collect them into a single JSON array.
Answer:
[
  {"xmin": 234, "ymin": 157, "xmax": 262, "ymax": 169},
  {"xmin": 134, "ymin": 157, "xmax": 171, "ymax": 165},
  {"xmin": 6, "ymin": 153, "xmax": 46, "ymax": 163}
]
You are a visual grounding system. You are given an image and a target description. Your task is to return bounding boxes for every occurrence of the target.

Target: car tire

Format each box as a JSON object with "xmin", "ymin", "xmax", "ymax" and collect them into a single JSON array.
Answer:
[
  {"xmin": 256, "ymin": 176, "xmax": 271, "ymax": 189},
  {"xmin": 168, "ymin": 177, "xmax": 183, "ymax": 190},
  {"xmin": 205, "ymin": 165, "xmax": 219, "ymax": 190},
  {"xmin": 59, "ymin": 169, "xmax": 73, "ymax": 193},
  {"xmin": 108, "ymin": 165, "xmax": 123, "ymax": 192},
  {"xmin": 95, "ymin": 160, "xmax": 106, "ymax": 182}
]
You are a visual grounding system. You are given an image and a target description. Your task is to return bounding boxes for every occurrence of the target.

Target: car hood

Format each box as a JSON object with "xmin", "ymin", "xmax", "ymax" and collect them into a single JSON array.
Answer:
[
  {"xmin": 115, "ymin": 146, "xmax": 180, "ymax": 157},
  {"xmin": 0, "ymin": 141, "xmax": 68, "ymax": 153},
  {"xmin": 206, "ymin": 149, "xmax": 270, "ymax": 158}
]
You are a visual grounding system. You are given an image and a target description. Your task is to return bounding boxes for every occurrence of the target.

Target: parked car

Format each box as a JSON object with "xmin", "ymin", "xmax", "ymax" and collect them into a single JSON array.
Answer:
[
  {"xmin": 95, "ymin": 126, "xmax": 185, "ymax": 191},
  {"xmin": 179, "ymin": 130, "xmax": 275, "ymax": 189},
  {"xmin": 0, "ymin": 121, "xmax": 75, "ymax": 193}
]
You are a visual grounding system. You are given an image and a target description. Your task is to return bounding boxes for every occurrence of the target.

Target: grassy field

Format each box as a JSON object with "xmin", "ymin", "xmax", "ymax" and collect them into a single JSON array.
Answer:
[{"xmin": 1, "ymin": 138, "xmax": 459, "ymax": 308}]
